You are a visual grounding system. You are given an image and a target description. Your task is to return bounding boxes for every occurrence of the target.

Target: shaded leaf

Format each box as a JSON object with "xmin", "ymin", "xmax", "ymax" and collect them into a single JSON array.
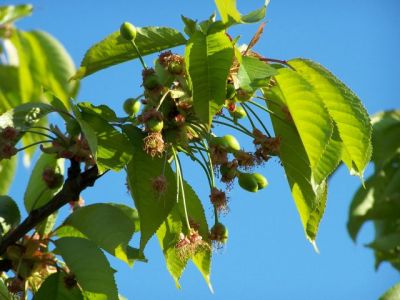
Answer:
[
  {"xmin": 59, "ymin": 203, "xmax": 139, "ymax": 266},
  {"xmin": 55, "ymin": 237, "xmax": 119, "ymax": 300},
  {"xmin": 184, "ymin": 26, "xmax": 233, "ymax": 124},
  {"xmin": 0, "ymin": 156, "xmax": 16, "ymax": 195},
  {"xmin": 79, "ymin": 111, "xmax": 133, "ymax": 172},
  {"xmin": 237, "ymin": 55, "xmax": 277, "ymax": 92},
  {"xmin": 24, "ymin": 153, "xmax": 64, "ymax": 212},
  {"xmin": 74, "ymin": 27, "xmax": 186, "ymax": 79},
  {"xmin": 33, "ymin": 271, "xmax": 83, "ymax": 300},
  {"xmin": 289, "ymin": 58, "xmax": 372, "ymax": 179},
  {"xmin": 0, "ymin": 195, "xmax": 20, "ymax": 236},
  {"xmin": 124, "ymin": 126, "xmax": 176, "ymax": 252},
  {"xmin": 0, "ymin": 278, "xmax": 12, "ymax": 300},
  {"xmin": 78, "ymin": 102, "xmax": 118, "ymax": 123},
  {"xmin": 371, "ymin": 110, "xmax": 400, "ymax": 170}
]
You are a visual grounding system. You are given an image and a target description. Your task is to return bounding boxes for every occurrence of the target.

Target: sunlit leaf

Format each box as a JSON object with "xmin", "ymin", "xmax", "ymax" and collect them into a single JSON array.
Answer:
[
  {"xmin": 269, "ymin": 67, "xmax": 333, "ymax": 187},
  {"xmin": 289, "ymin": 58, "xmax": 372, "ymax": 179},
  {"xmin": 380, "ymin": 283, "xmax": 400, "ymax": 300},
  {"xmin": 265, "ymin": 90, "xmax": 328, "ymax": 245},
  {"xmin": 74, "ymin": 27, "xmax": 186, "ymax": 79},
  {"xmin": 185, "ymin": 25, "xmax": 233, "ymax": 124},
  {"xmin": 0, "ymin": 4, "xmax": 32, "ymax": 25},
  {"xmin": 214, "ymin": 0, "xmax": 269, "ymax": 26},
  {"xmin": 55, "ymin": 237, "xmax": 119, "ymax": 300}
]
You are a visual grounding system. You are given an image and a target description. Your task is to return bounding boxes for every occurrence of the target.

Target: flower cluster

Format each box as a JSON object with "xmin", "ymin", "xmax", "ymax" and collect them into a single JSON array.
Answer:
[{"xmin": 0, "ymin": 126, "xmax": 19, "ymax": 160}]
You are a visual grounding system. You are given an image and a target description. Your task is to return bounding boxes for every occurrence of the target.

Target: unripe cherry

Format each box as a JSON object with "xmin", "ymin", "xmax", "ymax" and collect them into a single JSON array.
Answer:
[
  {"xmin": 253, "ymin": 173, "xmax": 268, "ymax": 190},
  {"xmin": 123, "ymin": 98, "xmax": 141, "ymax": 116},
  {"xmin": 238, "ymin": 172, "xmax": 259, "ymax": 193},
  {"xmin": 220, "ymin": 134, "xmax": 240, "ymax": 152},
  {"xmin": 120, "ymin": 22, "xmax": 137, "ymax": 41}
]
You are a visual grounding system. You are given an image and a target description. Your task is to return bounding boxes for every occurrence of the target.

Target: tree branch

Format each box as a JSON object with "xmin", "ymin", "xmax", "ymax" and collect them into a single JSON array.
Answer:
[{"xmin": 0, "ymin": 161, "xmax": 100, "ymax": 257}]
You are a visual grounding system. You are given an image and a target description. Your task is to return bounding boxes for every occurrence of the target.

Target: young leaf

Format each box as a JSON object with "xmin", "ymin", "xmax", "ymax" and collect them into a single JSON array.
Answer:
[
  {"xmin": 0, "ymin": 195, "xmax": 20, "ymax": 236},
  {"xmin": 237, "ymin": 55, "xmax": 277, "ymax": 92},
  {"xmin": 55, "ymin": 237, "xmax": 119, "ymax": 300},
  {"xmin": 265, "ymin": 91, "xmax": 328, "ymax": 246},
  {"xmin": 214, "ymin": 0, "xmax": 269, "ymax": 26},
  {"xmin": 0, "ymin": 156, "xmax": 16, "ymax": 195},
  {"xmin": 58, "ymin": 203, "xmax": 139, "ymax": 266},
  {"xmin": 24, "ymin": 153, "xmax": 64, "ymax": 212},
  {"xmin": 289, "ymin": 58, "xmax": 372, "ymax": 179},
  {"xmin": 73, "ymin": 27, "xmax": 186, "ymax": 79},
  {"xmin": 185, "ymin": 26, "xmax": 234, "ymax": 124},
  {"xmin": 0, "ymin": 4, "xmax": 33, "ymax": 25},
  {"xmin": 269, "ymin": 68, "xmax": 333, "ymax": 187},
  {"xmin": 78, "ymin": 102, "xmax": 118, "ymax": 123},
  {"xmin": 33, "ymin": 271, "xmax": 84, "ymax": 300},
  {"xmin": 124, "ymin": 126, "xmax": 177, "ymax": 252}
]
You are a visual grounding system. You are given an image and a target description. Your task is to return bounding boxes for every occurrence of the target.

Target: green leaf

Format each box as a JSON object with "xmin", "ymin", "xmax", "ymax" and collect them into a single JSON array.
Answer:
[
  {"xmin": 156, "ymin": 178, "xmax": 211, "ymax": 289},
  {"xmin": 36, "ymin": 212, "xmax": 58, "ymax": 237},
  {"xmin": 0, "ymin": 278, "xmax": 12, "ymax": 300},
  {"xmin": 237, "ymin": 55, "xmax": 277, "ymax": 92},
  {"xmin": 59, "ymin": 203, "xmax": 139, "ymax": 266},
  {"xmin": 347, "ymin": 163, "xmax": 400, "ymax": 241},
  {"xmin": 24, "ymin": 153, "xmax": 64, "ymax": 212},
  {"xmin": 0, "ymin": 195, "xmax": 20, "ymax": 236},
  {"xmin": 79, "ymin": 110, "xmax": 133, "ymax": 172},
  {"xmin": 156, "ymin": 206, "xmax": 185, "ymax": 288},
  {"xmin": 19, "ymin": 30, "xmax": 79, "ymax": 104},
  {"xmin": 0, "ymin": 66, "xmax": 21, "ymax": 108},
  {"xmin": 265, "ymin": 89, "xmax": 328, "ymax": 245},
  {"xmin": 0, "ymin": 102, "xmax": 53, "ymax": 130},
  {"xmin": 269, "ymin": 67, "xmax": 333, "ymax": 186},
  {"xmin": 78, "ymin": 102, "xmax": 118, "ymax": 123},
  {"xmin": 74, "ymin": 27, "xmax": 186, "ymax": 79},
  {"xmin": 0, "ymin": 156, "xmax": 17, "ymax": 195},
  {"xmin": 124, "ymin": 126, "xmax": 176, "ymax": 252},
  {"xmin": 214, "ymin": 0, "xmax": 268, "ymax": 26},
  {"xmin": 55, "ymin": 237, "xmax": 119, "ymax": 300},
  {"xmin": 33, "ymin": 271, "xmax": 84, "ymax": 300},
  {"xmin": 0, "ymin": 4, "xmax": 32, "ymax": 25},
  {"xmin": 380, "ymin": 283, "xmax": 400, "ymax": 300},
  {"xmin": 185, "ymin": 26, "xmax": 234, "ymax": 124},
  {"xmin": 289, "ymin": 58, "xmax": 372, "ymax": 179},
  {"xmin": 371, "ymin": 110, "xmax": 400, "ymax": 169},
  {"xmin": 179, "ymin": 179, "xmax": 212, "ymax": 290}
]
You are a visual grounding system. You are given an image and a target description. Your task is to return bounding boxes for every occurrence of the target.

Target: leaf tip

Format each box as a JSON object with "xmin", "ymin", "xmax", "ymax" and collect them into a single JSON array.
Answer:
[{"xmin": 310, "ymin": 240, "xmax": 320, "ymax": 254}]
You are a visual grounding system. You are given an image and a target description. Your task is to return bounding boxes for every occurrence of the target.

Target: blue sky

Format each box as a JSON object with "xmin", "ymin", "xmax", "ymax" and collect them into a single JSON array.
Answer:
[{"xmin": 8, "ymin": 0, "xmax": 399, "ymax": 299}]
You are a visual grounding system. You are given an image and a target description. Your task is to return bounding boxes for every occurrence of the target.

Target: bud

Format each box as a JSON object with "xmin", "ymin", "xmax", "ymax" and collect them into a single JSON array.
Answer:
[{"xmin": 120, "ymin": 22, "xmax": 137, "ymax": 41}]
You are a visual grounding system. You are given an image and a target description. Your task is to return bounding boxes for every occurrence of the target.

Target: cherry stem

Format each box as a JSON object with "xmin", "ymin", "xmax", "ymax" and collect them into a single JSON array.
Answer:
[
  {"xmin": 241, "ymin": 103, "xmax": 271, "ymax": 137},
  {"xmin": 172, "ymin": 147, "xmax": 191, "ymax": 230},
  {"xmin": 213, "ymin": 120, "xmax": 253, "ymax": 137},
  {"xmin": 22, "ymin": 130, "xmax": 56, "ymax": 140},
  {"xmin": 238, "ymin": 104, "xmax": 256, "ymax": 130},
  {"xmin": 17, "ymin": 140, "xmax": 53, "ymax": 152},
  {"xmin": 130, "ymin": 40, "xmax": 147, "ymax": 69}
]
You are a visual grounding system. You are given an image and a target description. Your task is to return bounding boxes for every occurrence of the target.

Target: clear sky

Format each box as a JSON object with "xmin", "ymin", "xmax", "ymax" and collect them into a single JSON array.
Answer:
[{"xmin": 7, "ymin": 0, "xmax": 399, "ymax": 299}]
